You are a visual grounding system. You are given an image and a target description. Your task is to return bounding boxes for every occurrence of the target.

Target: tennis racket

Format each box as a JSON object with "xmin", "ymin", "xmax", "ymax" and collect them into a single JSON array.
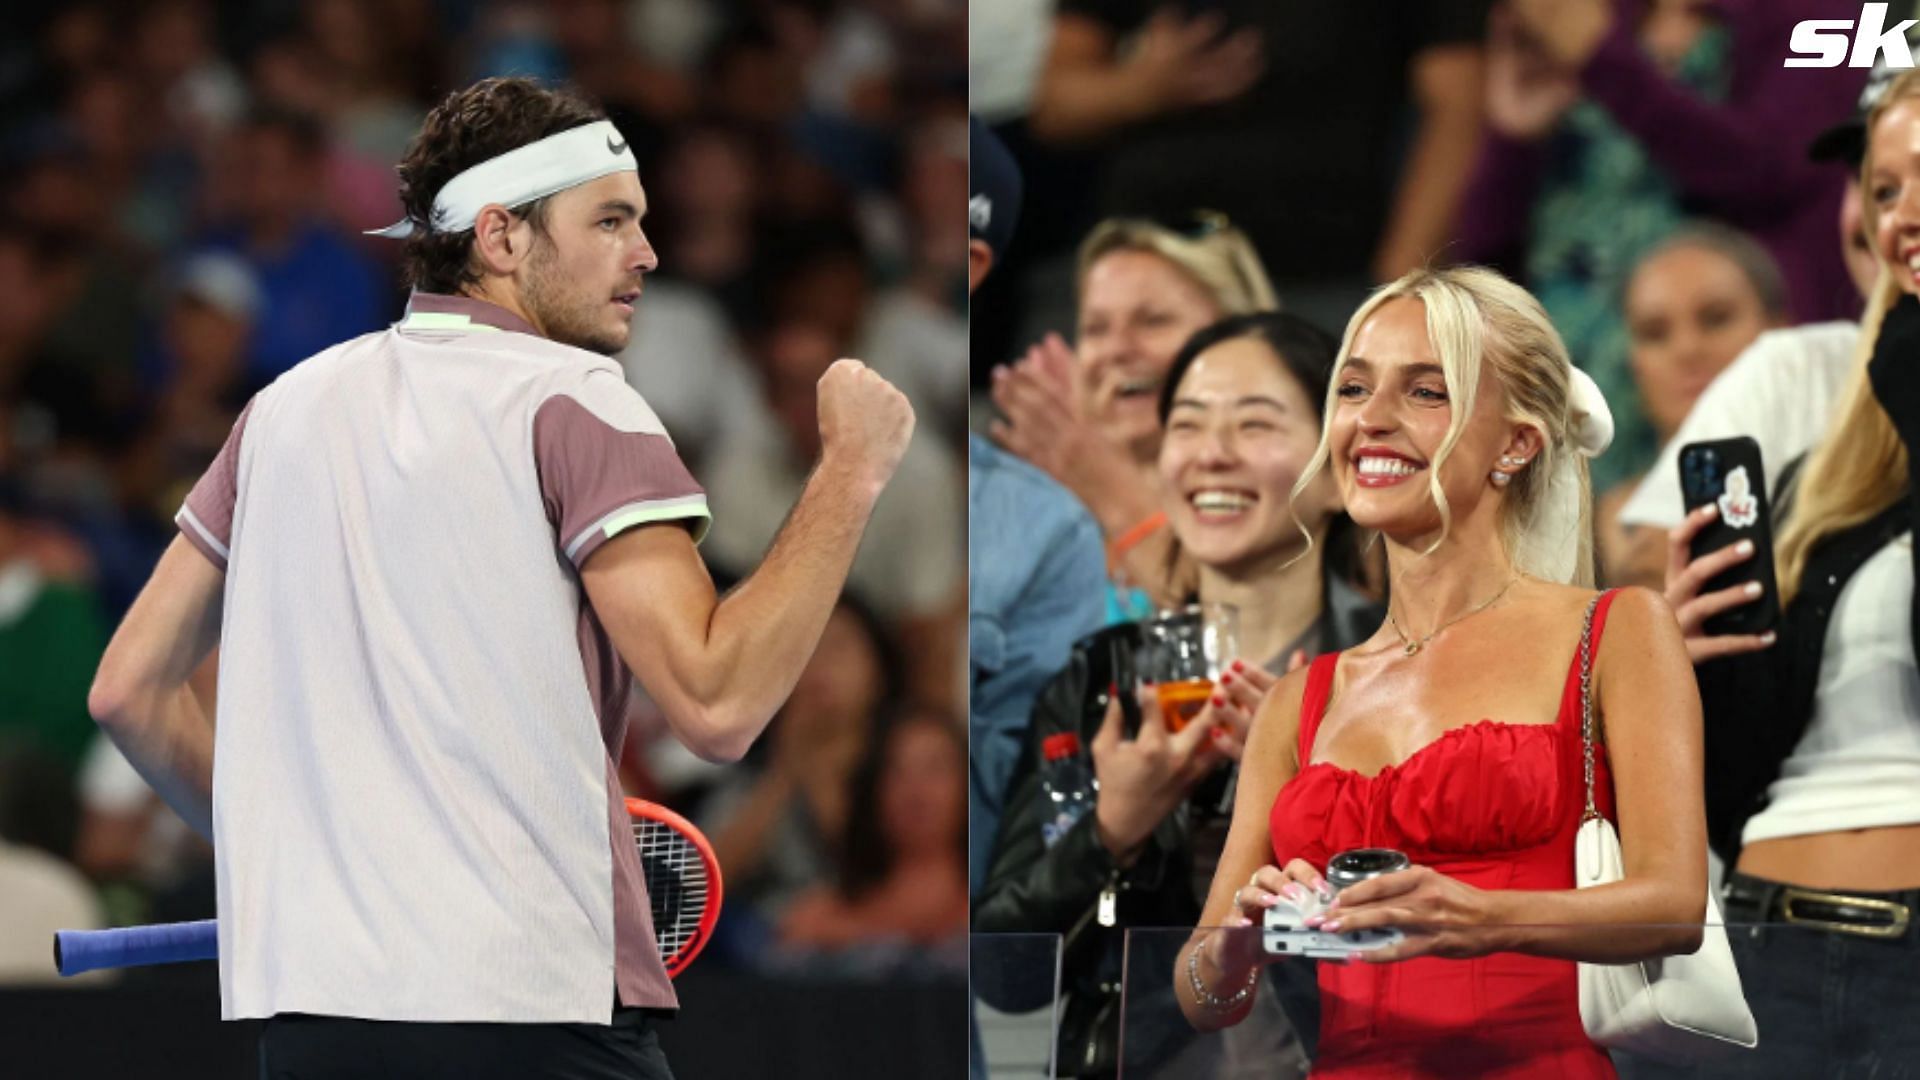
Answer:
[
  {"xmin": 55, "ymin": 797, "xmax": 723, "ymax": 977},
  {"xmin": 625, "ymin": 796, "xmax": 722, "ymax": 977}
]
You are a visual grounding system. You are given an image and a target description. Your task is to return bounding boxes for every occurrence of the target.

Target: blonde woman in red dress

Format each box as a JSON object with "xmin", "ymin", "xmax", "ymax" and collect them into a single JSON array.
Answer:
[{"xmin": 1175, "ymin": 267, "xmax": 1710, "ymax": 1077}]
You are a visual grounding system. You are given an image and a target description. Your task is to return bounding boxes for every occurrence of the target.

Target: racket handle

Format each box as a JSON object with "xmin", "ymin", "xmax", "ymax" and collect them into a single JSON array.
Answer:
[{"xmin": 55, "ymin": 919, "xmax": 219, "ymax": 976}]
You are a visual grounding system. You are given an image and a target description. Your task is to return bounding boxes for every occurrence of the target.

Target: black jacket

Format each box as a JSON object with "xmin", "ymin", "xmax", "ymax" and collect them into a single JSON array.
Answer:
[
  {"xmin": 972, "ymin": 581, "xmax": 1380, "ymax": 1077},
  {"xmin": 1698, "ymin": 464, "xmax": 1919, "ymax": 863},
  {"xmin": 1698, "ymin": 315, "xmax": 1920, "ymax": 863}
]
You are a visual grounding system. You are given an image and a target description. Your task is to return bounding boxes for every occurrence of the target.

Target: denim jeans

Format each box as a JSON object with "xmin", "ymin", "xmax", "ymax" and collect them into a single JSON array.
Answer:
[{"xmin": 1621, "ymin": 874, "xmax": 1920, "ymax": 1079}]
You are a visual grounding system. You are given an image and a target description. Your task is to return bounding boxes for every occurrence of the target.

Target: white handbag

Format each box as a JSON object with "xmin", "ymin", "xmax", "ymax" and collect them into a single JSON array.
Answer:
[{"xmin": 1572, "ymin": 593, "xmax": 1758, "ymax": 1062}]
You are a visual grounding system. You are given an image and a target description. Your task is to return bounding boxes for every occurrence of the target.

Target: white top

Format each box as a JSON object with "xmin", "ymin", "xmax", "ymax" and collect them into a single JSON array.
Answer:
[
  {"xmin": 1617, "ymin": 321, "xmax": 1859, "ymax": 529},
  {"xmin": 178, "ymin": 293, "xmax": 706, "ymax": 1023},
  {"xmin": 1743, "ymin": 534, "xmax": 1920, "ymax": 843}
]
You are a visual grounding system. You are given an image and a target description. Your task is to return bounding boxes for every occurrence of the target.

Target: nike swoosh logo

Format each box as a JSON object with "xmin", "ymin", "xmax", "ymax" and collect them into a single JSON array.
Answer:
[{"xmin": 607, "ymin": 134, "xmax": 628, "ymax": 155}]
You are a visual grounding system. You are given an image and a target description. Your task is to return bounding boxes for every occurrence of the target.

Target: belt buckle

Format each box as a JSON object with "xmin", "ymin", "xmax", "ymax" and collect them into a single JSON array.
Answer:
[{"xmin": 1779, "ymin": 886, "xmax": 1911, "ymax": 939}]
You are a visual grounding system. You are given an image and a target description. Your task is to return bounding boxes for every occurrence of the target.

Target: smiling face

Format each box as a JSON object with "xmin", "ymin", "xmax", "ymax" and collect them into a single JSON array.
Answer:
[
  {"xmin": 1868, "ymin": 97, "xmax": 1920, "ymax": 296},
  {"xmin": 1624, "ymin": 243, "xmax": 1775, "ymax": 441},
  {"xmin": 1159, "ymin": 336, "xmax": 1336, "ymax": 573},
  {"xmin": 518, "ymin": 171, "xmax": 658, "ymax": 354},
  {"xmin": 1328, "ymin": 298, "xmax": 1528, "ymax": 542},
  {"xmin": 1077, "ymin": 249, "xmax": 1224, "ymax": 456}
]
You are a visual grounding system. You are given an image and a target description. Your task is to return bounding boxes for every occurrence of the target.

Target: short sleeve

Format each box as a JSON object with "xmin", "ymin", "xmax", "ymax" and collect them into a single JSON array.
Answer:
[
  {"xmin": 534, "ymin": 373, "xmax": 710, "ymax": 569},
  {"xmin": 176, "ymin": 399, "xmax": 255, "ymax": 570}
]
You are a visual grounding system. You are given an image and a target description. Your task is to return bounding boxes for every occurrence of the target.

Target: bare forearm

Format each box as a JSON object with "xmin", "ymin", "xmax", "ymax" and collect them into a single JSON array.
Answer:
[
  {"xmin": 1073, "ymin": 460, "xmax": 1188, "ymax": 609},
  {"xmin": 1485, "ymin": 879, "xmax": 1706, "ymax": 962},
  {"xmin": 690, "ymin": 459, "xmax": 882, "ymax": 755},
  {"xmin": 88, "ymin": 537, "xmax": 225, "ymax": 840},
  {"xmin": 1175, "ymin": 934, "xmax": 1260, "ymax": 1032},
  {"xmin": 1373, "ymin": 108, "xmax": 1482, "ymax": 281},
  {"xmin": 1031, "ymin": 64, "xmax": 1164, "ymax": 142},
  {"xmin": 94, "ymin": 685, "xmax": 215, "ymax": 840}
]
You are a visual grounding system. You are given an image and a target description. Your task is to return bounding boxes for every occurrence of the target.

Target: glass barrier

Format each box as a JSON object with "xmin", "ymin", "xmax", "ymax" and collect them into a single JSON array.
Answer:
[
  {"xmin": 971, "ymin": 932, "xmax": 1064, "ymax": 1079},
  {"xmin": 1105, "ymin": 922, "xmax": 1916, "ymax": 1078}
]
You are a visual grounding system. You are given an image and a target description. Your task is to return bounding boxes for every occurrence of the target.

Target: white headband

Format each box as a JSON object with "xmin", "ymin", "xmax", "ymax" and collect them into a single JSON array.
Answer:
[{"xmin": 367, "ymin": 120, "xmax": 637, "ymax": 239}]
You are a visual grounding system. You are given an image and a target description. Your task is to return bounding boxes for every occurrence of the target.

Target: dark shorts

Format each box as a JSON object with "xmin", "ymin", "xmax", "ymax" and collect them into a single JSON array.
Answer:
[{"xmin": 258, "ymin": 1006, "xmax": 674, "ymax": 1080}]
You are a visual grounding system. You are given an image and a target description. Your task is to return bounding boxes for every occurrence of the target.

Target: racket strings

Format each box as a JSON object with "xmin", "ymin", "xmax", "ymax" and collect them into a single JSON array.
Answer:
[{"xmin": 634, "ymin": 821, "xmax": 712, "ymax": 958}]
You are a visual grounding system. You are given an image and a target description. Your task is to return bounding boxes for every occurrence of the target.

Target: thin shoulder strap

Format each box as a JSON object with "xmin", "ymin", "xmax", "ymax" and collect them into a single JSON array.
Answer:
[
  {"xmin": 1297, "ymin": 653, "xmax": 1341, "ymax": 765},
  {"xmin": 1576, "ymin": 590, "xmax": 1621, "ymax": 824}
]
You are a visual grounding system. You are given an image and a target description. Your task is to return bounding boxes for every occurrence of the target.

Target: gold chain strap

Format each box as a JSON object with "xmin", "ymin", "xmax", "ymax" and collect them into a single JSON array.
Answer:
[{"xmin": 1579, "ymin": 593, "xmax": 1602, "ymax": 824}]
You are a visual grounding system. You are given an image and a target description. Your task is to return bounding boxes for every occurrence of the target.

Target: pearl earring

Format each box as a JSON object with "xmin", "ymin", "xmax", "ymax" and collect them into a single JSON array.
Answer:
[{"xmin": 1490, "ymin": 470, "xmax": 1512, "ymax": 487}]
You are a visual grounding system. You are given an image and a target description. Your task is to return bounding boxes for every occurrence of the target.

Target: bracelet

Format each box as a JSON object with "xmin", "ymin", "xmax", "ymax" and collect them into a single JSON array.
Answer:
[
  {"xmin": 1105, "ymin": 511, "xmax": 1168, "ymax": 574},
  {"xmin": 1186, "ymin": 943, "xmax": 1257, "ymax": 1011}
]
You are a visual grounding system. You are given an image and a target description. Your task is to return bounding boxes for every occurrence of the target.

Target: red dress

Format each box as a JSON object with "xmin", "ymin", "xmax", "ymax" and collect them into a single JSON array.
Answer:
[{"xmin": 1270, "ymin": 591, "xmax": 1620, "ymax": 1078}]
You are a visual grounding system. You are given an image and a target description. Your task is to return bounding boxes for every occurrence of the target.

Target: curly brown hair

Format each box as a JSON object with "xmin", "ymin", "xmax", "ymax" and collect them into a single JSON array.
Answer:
[{"xmin": 396, "ymin": 78, "xmax": 605, "ymax": 295}]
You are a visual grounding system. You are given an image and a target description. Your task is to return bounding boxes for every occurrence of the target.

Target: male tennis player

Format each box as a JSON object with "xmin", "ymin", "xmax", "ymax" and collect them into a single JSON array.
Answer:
[{"xmin": 87, "ymin": 77, "xmax": 913, "ymax": 1077}]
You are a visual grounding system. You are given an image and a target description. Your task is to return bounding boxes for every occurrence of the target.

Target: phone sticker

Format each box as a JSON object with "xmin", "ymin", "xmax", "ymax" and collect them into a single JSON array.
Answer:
[{"xmin": 1718, "ymin": 466, "xmax": 1759, "ymax": 529}]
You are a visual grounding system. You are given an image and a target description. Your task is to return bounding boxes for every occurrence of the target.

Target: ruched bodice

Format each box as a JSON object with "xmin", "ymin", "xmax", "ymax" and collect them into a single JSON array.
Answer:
[{"xmin": 1268, "ymin": 591, "xmax": 1622, "ymax": 1078}]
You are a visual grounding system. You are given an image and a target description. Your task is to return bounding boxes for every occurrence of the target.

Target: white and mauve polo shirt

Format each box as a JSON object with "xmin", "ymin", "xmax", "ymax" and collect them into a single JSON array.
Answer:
[{"xmin": 177, "ymin": 292, "xmax": 709, "ymax": 1024}]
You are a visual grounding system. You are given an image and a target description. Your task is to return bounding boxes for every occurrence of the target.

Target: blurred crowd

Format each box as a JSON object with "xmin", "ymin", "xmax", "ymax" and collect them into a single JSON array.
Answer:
[
  {"xmin": 0, "ymin": 0, "xmax": 967, "ymax": 986},
  {"xmin": 968, "ymin": 2, "xmax": 1907, "ymax": 1077}
]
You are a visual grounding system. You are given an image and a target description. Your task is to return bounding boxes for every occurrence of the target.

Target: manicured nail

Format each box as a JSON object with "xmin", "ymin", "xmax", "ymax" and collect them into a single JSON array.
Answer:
[
  {"xmin": 1234, "ymin": 915, "xmax": 1252, "ymax": 928},
  {"xmin": 1312, "ymin": 876, "xmax": 1329, "ymax": 892},
  {"xmin": 1232, "ymin": 659, "xmax": 1246, "ymax": 673},
  {"xmin": 1212, "ymin": 694, "xmax": 1226, "ymax": 707},
  {"xmin": 1346, "ymin": 951, "xmax": 1366, "ymax": 963},
  {"xmin": 1323, "ymin": 920, "xmax": 1342, "ymax": 932},
  {"xmin": 1221, "ymin": 671, "xmax": 1234, "ymax": 685},
  {"xmin": 1303, "ymin": 915, "xmax": 1325, "ymax": 928},
  {"xmin": 1744, "ymin": 582, "xmax": 1762, "ymax": 597},
  {"xmin": 1281, "ymin": 883, "xmax": 1304, "ymax": 901},
  {"xmin": 1736, "ymin": 540, "xmax": 1754, "ymax": 556},
  {"xmin": 1259, "ymin": 892, "xmax": 1280, "ymax": 907},
  {"xmin": 1700, "ymin": 504, "xmax": 1718, "ymax": 519},
  {"xmin": 1761, "ymin": 631, "xmax": 1777, "ymax": 645}
]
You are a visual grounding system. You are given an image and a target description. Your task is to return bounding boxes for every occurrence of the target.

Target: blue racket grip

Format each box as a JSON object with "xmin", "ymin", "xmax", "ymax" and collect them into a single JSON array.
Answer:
[{"xmin": 55, "ymin": 919, "xmax": 218, "ymax": 976}]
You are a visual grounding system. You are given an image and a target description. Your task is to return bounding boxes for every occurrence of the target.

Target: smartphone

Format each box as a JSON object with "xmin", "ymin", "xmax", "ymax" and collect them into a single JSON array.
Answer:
[{"xmin": 1676, "ymin": 437, "xmax": 1780, "ymax": 637}]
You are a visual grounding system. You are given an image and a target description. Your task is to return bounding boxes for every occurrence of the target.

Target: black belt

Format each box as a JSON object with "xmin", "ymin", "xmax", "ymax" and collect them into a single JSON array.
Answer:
[{"xmin": 1723, "ymin": 872, "xmax": 1918, "ymax": 940}]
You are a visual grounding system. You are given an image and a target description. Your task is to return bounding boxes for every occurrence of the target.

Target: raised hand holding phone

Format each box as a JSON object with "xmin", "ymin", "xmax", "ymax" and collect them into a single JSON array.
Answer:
[{"xmin": 1668, "ymin": 437, "xmax": 1780, "ymax": 662}]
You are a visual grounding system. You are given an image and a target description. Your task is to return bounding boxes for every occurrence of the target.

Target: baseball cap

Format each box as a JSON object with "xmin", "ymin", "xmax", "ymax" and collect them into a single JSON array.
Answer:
[{"xmin": 968, "ymin": 115, "xmax": 1022, "ymax": 260}]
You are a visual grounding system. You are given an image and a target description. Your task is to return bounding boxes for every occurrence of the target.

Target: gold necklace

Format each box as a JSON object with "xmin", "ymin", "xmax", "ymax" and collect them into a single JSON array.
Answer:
[{"xmin": 1387, "ymin": 573, "xmax": 1521, "ymax": 656}]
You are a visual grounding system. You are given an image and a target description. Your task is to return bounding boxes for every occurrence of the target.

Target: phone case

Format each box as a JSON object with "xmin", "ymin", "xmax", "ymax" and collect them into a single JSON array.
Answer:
[
  {"xmin": 1677, "ymin": 437, "xmax": 1780, "ymax": 637},
  {"xmin": 1261, "ymin": 890, "xmax": 1402, "ymax": 958}
]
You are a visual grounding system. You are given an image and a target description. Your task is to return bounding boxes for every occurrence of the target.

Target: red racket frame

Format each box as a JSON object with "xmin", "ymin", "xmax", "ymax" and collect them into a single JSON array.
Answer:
[{"xmin": 626, "ymin": 798, "xmax": 723, "ymax": 977}]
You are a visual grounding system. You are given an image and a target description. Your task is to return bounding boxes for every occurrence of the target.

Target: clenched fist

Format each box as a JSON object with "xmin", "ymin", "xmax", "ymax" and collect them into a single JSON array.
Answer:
[{"xmin": 817, "ymin": 358, "xmax": 915, "ymax": 495}]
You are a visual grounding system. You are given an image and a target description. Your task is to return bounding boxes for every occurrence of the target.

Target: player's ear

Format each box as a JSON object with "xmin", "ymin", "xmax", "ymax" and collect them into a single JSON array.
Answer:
[{"xmin": 470, "ymin": 204, "xmax": 533, "ymax": 276}]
